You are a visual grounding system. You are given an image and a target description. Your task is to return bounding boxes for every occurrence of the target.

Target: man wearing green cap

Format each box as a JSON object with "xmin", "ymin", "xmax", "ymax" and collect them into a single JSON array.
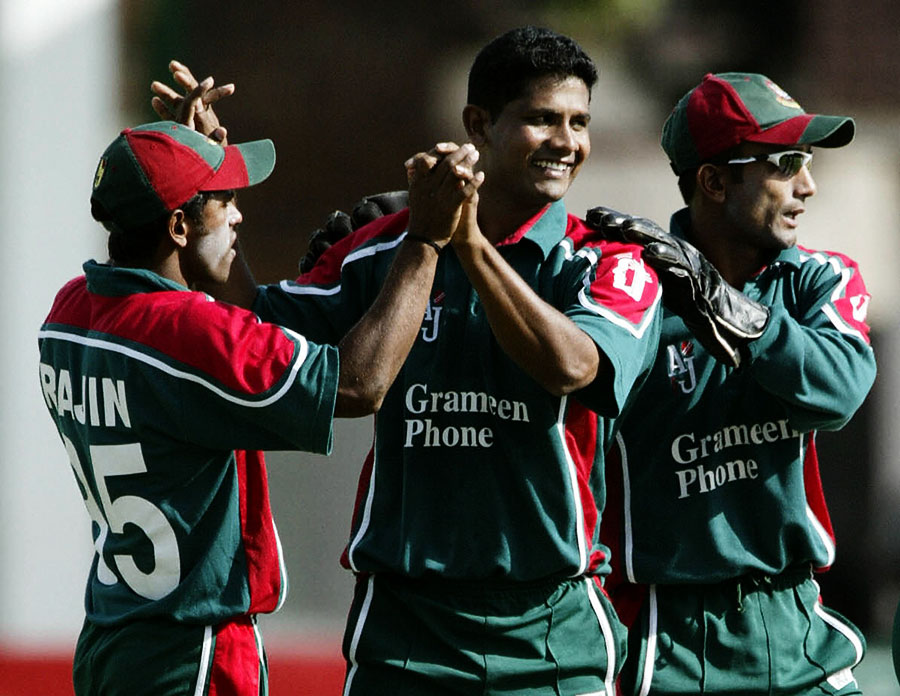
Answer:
[
  {"xmin": 594, "ymin": 73, "xmax": 876, "ymax": 694},
  {"xmin": 38, "ymin": 120, "xmax": 468, "ymax": 695}
]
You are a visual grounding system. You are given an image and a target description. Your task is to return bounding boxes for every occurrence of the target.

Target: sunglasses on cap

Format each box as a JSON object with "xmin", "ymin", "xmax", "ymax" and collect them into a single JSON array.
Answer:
[{"xmin": 724, "ymin": 150, "xmax": 813, "ymax": 177}]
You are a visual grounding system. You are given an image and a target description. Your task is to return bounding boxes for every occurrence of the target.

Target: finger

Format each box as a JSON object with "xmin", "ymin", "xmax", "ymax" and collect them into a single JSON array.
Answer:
[
  {"xmin": 623, "ymin": 219, "xmax": 669, "ymax": 246},
  {"xmin": 431, "ymin": 143, "xmax": 476, "ymax": 188},
  {"xmin": 643, "ymin": 241, "xmax": 686, "ymax": 268},
  {"xmin": 204, "ymin": 84, "xmax": 235, "ymax": 106},
  {"xmin": 429, "ymin": 142, "xmax": 459, "ymax": 157},
  {"xmin": 184, "ymin": 76, "xmax": 214, "ymax": 113},
  {"xmin": 457, "ymin": 170, "xmax": 485, "ymax": 199},
  {"xmin": 209, "ymin": 126, "xmax": 228, "ymax": 144},
  {"xmin": 404, "ymin": 151, "xmax": 441, "ymax": 184},
  {"xmin": 171, "ymin": 63, "xmax": 200, "ymax": 91},
  {"xmin": 150, "ymin": 80, "xmax": 183, "ymax": 104},
  {"xmin": 151, "ymin": 96, "xmax": 174, "ymax": 120},
  {"xmin": 446, "ymin": 144, "xmax": 479, "ymax": 181}
]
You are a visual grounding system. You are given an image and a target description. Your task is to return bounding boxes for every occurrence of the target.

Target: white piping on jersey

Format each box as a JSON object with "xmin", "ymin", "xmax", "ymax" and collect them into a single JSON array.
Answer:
[
  {"xmin": 251, "ymin": 619, "xmax": 265, "ymax": 686},
  {"xmin": 806, "ymin": 504, "xmax": 836, "ymax": 568},
  {"xmin": 798, "ymin": 251, "xmax": 867, "ymax": 343},
  {"xmin": 615, "ymin": 432, "xmax": 637, "ymax": 584},
  {"xmin": 637, "ymin": 585, "xmax": 658, "ymax": 696},
  {"xmin": 575, "ymin": 247, "xmax": 662, "ymax": 340},
  {"xmin": 273, "ymin": 518, "xmax": 288, "ymax": 612},
  {"xmin": 346, "ymin": 442, "xmax": 379, "ymax": 573},
  {"xmin": 193, "ymin": 625, "xmax": 213, "ymax": 696},
  {"xmin": 279, "ymin": 280, "xmax": 340, "ymax": 296},
  {"xmin": 584, "ymin": 577, "xmax": 618, "ymax": 696},
  {"xmin": 805, "ymin": 427, "xmax": 837, "ymax": 565},
  {"xmin": 811, "ymin": 579, "xmax": 865, "ymax": 666},
  {"xmin": 38, "ymin": 328, "xmax": 309, "ymax": 408},
  {"xmin": 278, "ymin": 234, "xmax": 408, "ymax": 296},
  {"xmin": 343, "ymin": 575, "xmax": 375, "ymax": 696},
  {"xmin": 557, "ymin": 394, "xmax": 589, "ymax": 575},
  {"xmin": 802, "ymin": 432, "xmax": 837, "ymax": 569}
]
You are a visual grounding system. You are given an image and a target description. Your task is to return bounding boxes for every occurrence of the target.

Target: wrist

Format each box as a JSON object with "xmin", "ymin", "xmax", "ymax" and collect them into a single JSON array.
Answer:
[{"xmin": 405, "ymin": 233, "xmax": 445, "ymax": 254}]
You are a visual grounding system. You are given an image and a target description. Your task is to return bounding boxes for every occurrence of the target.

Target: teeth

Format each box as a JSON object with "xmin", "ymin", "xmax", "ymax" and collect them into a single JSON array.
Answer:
[{"xmin": 533, "ymin": 160, "xmax": 569, "ymax": 171}]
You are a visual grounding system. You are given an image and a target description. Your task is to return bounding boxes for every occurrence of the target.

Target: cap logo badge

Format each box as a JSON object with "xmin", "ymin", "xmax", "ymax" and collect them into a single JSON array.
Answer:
[
  {"xmin": 93, "ymin": 157, "xmax": 107, "ymax": 190},
  {"xmin": 765, "ymin": 79, "xmax": 801, "ymax": 110}
]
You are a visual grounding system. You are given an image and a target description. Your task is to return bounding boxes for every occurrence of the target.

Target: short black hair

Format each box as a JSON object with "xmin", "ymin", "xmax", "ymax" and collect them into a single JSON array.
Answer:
[
  {"xmin": 93, "ymin": 192, "xmax": 213, "ymax": 267},
  {"xmin": 467, "ymin": 26, "xmax": 598, "ymax": 121}
]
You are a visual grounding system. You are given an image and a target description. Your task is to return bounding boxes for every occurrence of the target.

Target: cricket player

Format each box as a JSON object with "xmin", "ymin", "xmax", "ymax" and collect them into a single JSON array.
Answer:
[
  {"xmin": 152, "ymin": 27, "xmax": 663, "ymax": 696},
  {"xmin": 592, "ymin": 73, "xmax": 876, "ymax": 695},
  {"xmin": 38, "ymin": 120, "xmax": 467, "ymax": 695}
]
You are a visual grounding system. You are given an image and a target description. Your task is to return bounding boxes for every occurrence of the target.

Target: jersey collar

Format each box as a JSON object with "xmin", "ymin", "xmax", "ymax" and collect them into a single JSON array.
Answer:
[
  {"xmin": 495, "ymin": 199, "xmax": 568, "ymax": 259},
  {"xmin": 83, "ymin": 259, "xmax": 191, "ymax": 297}
]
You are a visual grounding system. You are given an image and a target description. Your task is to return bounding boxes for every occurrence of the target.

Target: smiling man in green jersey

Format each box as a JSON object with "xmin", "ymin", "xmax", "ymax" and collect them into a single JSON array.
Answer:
[{"xmin": 152, "ymin": 27, "xmax": 664, "ymax": 696}]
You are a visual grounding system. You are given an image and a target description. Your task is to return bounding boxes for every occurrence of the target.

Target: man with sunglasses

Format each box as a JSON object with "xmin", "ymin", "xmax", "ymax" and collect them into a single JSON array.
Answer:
[{"xmin": 596, "ymin": 72, "xmax": 876, "ymax": 695}]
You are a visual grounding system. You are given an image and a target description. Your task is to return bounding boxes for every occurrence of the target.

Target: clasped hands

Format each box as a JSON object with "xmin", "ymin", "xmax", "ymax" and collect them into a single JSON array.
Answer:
[{"xmin": 404, "ymin": 142, "xmax": 484, "ymax": 251}]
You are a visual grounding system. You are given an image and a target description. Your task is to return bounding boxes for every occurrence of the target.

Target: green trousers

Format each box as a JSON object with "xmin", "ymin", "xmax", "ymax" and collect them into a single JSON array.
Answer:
[
  {"xmin": 342, "ymin": 573, "xmax": 627, "ymax": 695},
  {"xmin": 618, "ymin": 569, "xmax": 865, "ymax": 695}
]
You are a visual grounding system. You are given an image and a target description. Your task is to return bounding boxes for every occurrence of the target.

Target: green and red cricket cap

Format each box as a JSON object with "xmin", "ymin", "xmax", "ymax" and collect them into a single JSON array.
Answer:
[
  {"xmin": 91, "ymin": 121, "xmax": 275, "ymax": 230},
  {"xmin": 661, "ymin": 72, "xmax": 855, "ymax": 174}
]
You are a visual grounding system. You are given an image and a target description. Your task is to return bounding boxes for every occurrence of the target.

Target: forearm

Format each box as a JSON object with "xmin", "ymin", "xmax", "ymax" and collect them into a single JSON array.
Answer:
[
  {"xmin": 453, "ymin": 235, "xmax": 600, "ymax": 395},
  {"xmin": 335, "ymin": 239, "xmax": 439, "ymax": 417},
  {"xmin": 746, "ymin": 306, "xmax": 876, "ymax": 431}
]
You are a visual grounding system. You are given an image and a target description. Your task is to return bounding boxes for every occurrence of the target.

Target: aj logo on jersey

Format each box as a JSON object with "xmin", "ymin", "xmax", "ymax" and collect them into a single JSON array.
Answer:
[
  {"xmin": 421, "ymin": 291, "xmax": 444, "ymax": 342},
  {"xmin": 667, "ymin": 341, "xmax": 697, "ymax": 394}
]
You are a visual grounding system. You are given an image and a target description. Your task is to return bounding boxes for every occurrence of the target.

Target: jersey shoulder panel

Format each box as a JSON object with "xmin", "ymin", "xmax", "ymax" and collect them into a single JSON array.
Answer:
[
  {"xmin": 297, "ymin": 208, "xmax": 411, "ymax": 285},
  {"xmin": 795, "ymin": 244, "xmax": 872, "ymax": 344},
  {"xmin": 565, "ymin": 216, "xmax": 662, "ymax": 330},
  {"xmin": 91, "ymin": 290, "xmax": 302, "ymax": 396},
  {"xmin": 43, "ymin": 275, "xmax": 90, "ymax": 328}
]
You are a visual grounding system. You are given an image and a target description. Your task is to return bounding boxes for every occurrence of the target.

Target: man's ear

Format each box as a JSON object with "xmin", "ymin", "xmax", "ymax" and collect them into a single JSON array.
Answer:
[
  {"xmin": 168, "ymin": 209, "xmax": 189, "ymax": 248},
  {"xmin": 462, "ymin": 104, "xmax": 491, "ymax": 146},
  {"xmin": 697, "ymin": 163, "xmax": 727, "ymax": 204}
]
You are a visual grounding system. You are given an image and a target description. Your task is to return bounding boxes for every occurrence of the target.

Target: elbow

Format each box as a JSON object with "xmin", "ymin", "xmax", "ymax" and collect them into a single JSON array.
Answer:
[
  {"xmin": 541, "ymin": 362, "xmax": 599, "ymax": 397},
  {"xmin": 548, "ymin": 346, "xmax": 609, "ymax": 397},
  {"xmin": 333, "ymin": 382, "xmax": 388, "ymax": 418}
]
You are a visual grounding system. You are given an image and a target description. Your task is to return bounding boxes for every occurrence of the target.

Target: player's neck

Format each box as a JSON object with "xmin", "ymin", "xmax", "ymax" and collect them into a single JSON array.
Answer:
[
  {"xmin": 688, "ymin": 216, "xmax": 770, "ymax": 289},
  {"xmin": 476, "ymin": 193, "xmax": 547, "ymax": 246}
]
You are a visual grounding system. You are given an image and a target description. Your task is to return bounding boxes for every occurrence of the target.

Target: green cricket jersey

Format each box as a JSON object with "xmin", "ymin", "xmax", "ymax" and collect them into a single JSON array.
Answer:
[
  {"xmin": 605, "ymin": 208, "xmax": 876, "ymax": 585},
  {"xmin": 38, "ymin": 261, "xmax": 338, "ymax": 625},
  {"xmin": 254, "ymin": 200, "xmax": 663, "ymax": 582}
]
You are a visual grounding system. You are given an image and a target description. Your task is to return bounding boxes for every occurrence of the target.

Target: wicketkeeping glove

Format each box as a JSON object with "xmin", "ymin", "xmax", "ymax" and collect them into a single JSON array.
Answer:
[
  {"xmin": 585, "ymin": 206, "xmax": 770, "ymax": 369},
  {"xmin": 299, "ymin": 190, "xmax": 410, "ymax": 274}
]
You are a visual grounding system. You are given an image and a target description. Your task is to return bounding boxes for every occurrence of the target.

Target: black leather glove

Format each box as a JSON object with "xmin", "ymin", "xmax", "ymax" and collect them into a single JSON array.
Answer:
[
  {"xmin": 299, "ymin": 191, "xmax": 410, "ymax": 274},
  {"xmin": 586, "ymin": 206, "xmax": 770, "ymax": 368}
]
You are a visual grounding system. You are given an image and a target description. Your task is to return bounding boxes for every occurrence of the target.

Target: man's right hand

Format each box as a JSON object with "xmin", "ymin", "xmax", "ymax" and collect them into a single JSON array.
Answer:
[{"xmin": 586, "ymin": 206, "xmax": 770, "ymax": 369}]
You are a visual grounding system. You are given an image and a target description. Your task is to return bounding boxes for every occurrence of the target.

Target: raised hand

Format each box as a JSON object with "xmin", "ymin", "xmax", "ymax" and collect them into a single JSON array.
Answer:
[
  {"xmin": 404, "ymin": 142, "xmax": 483, "ymax": 249},
  {"xmin": 150, "ymin": 60, "xmax": 234, "ymax": 144}
]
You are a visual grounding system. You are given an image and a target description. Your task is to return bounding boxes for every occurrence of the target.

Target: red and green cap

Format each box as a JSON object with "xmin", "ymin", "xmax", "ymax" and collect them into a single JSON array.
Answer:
[
  {"xmin": 661, "ymin": 72, "xmax": 855, "ymax": 174},
  {"xmin": 91, "ymin": 121, "xmax": 276, "ymax": 230}
]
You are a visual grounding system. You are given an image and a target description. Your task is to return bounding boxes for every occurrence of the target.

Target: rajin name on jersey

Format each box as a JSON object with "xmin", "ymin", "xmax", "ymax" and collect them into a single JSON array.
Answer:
[{"xmin": 39, "ymin": 363, "xmax": 131, "ymax": 429}]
